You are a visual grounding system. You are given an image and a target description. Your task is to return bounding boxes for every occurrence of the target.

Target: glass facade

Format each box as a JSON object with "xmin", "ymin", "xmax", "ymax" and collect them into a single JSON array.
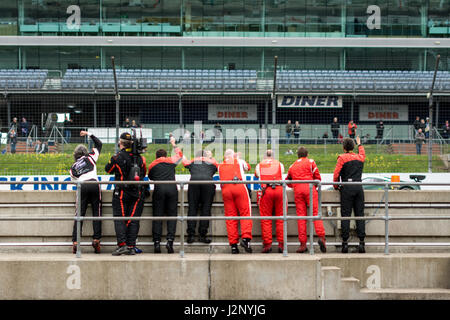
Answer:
[
  {"xmin": 1, "ymin": 46, "xmax": 448, "ymax": 72},
  {"xmin": 0, "ymin": 0, "xmax": 445, "ymax": 38}
]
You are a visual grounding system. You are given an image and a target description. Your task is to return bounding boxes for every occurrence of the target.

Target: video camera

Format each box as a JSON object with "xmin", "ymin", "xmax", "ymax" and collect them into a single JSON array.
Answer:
[{"xmin": 130, "ymin": 128, "xmax": 148, "ymax": 154}]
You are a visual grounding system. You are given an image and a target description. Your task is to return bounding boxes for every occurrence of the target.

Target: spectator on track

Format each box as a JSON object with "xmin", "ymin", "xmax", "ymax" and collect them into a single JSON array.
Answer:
[
  {"xmin": 285, "ymin": 120, "xmax": 293, "ymax": 144},
  {"xmin": 415, "ymin": 129, "xmax": 425, "ymax": 155},
  {"xmin": 419, "ymin": 119, "xmax": 426, "ymax": 136},
  {"xmin": 20, "ymin": 118, "xmax": 30, "ymax": 138},
  {"xmin": 376, "ymin": 121, "xmax": 384, "ymax": 140},
  {"xmin": 413, "ymin": 116, "xmax": 421, "ymax": 135},
  {"xmin": 123, "ymin": 118, "xmax": 131, "ymax": 128},
  {"xmin": 424, "ymin": 118, "xmax": 430, "ymax": 139},
  {"xmin": 63, "ymin": 116, "xmax": 73, "ymax": 144},
  {"xmin": 331, "ymin": 117, "xmax": 340, "ymax": 141},
  {"xmin": 348, "ymin": 120, "xmax": 357, "ymax": 139},
  {"xmin": 293, "ymin": 121, "xmax": 301, "ymax": 143},
  {"xmin": 442, "ymin": 120, "xmax": 450, "ymax": 139},
  {"xmin": 9, "ymin": 129, "xmax": 17, "ymax": 154}
]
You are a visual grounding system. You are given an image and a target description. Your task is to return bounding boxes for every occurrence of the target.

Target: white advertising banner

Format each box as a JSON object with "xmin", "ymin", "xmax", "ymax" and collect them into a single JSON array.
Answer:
[
  {"xmin": 359, "ymin": 105, "xmax": 408, "ymax": 122},
  {"xmin": 87, "ymin": 128, "xmax": 153, "ymax": 143},
  {"xmin": 278, "ymin": 95, "xmax": 343, "ymax": 108},
  {"xmin": 208, "ymin": 104, "xmax": 258, "ymax": 121},
  {"xmin": 1, "ymin": 173, "xmax": 448, "ymax": 191}
]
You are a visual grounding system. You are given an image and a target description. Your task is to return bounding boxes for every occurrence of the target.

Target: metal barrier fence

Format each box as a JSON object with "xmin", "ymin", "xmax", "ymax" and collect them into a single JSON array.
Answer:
[{"xmin": 0, "ymin": 179, "xmax": 449, "ymax": 259}]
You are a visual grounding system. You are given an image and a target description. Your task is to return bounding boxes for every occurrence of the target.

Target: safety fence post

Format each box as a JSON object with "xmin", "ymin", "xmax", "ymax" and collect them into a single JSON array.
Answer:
[
  {"xmin": 180, "ymin": 182, "xmax": 185, "ymax": 258},
  {"xmin": 384, "ymin": 183, "xmax": 390, "ymax": 255},
  {"xmin": 76, "ymin": 181, "xmax": 81, "ymax": 258},
  {"xmin": 282, "ymin": 181, "xmax": 288, "ymax": 257},
  {"xmin": 309, "ymin": 182, "xmax": 314, "ymax": 255}
]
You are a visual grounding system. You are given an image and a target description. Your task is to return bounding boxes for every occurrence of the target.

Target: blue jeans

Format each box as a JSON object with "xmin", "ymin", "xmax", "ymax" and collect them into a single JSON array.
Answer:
[
  {"xmin": 416, "ymin": 143, "xmax": 422, "ymax": 155},
  {"xmin": 65, "ymin": 129, "xmax": 71, "ymax": 143},
  {"xmin": 286, "ymin": 133, "xmax": 291, "ymax": 144}
]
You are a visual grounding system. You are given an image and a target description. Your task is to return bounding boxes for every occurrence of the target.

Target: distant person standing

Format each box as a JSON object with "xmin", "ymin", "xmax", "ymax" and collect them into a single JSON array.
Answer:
[
  {"xmin": 415, "ymin": 129, "xmax": 425, "ymax": 155},
  {"xmin": 331, "ymin": 117, "xmax": 340, "ymax": 141},
  {"xmin": 333, "ymin": 136, "xmax": 366, "ymax": 254},
  {"xmin": 413, "ymin": 116, "xmax": 421, "ymax": 134},
  {"xmin": 20, "ymin": 118, "xmax": 30, "ymax": 138},
  {"xmin": 376, "ymin": 121, "xmax": 384, "ymax": 140},
  {"xmin": 419, "ymin": 119, "xmax": 426, "ymax": 136},
  {"xmin": 424, "ymin": 118, "xmax": 430, "ymax": 139},
  {"xmin": 293, "ymin": 121, "xmax": 301, "ymax": 143},
  {"xmin": 285, "ymin": 120, "xmax": 293, "ymax": 144},
  {"xmin": 123, "ymin": 118, "xmax": 131, "ymax": 128},
  {"xmin": 9, "ymin": 129, "xmax": 17, "ymax": 154},
  {"xmin": 442, "ymin": 120, "xmax": 450, "ymax": 139},
  {"xmin": 64, "ymin": 116, "xmax": 73, "ymax": 143},
  {"xmin": 348, "ymin": 120, "xmax": 357, "ymax": 139}
]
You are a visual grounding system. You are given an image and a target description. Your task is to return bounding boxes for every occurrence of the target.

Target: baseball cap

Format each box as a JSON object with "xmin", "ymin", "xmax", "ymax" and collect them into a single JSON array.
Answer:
[{"xmin": 120, "ymin": 132, "xmax": 132, "ymax": 140}]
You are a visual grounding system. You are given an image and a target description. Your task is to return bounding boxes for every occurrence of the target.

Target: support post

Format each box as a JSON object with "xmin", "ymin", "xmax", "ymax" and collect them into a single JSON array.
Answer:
[
  {"xmin": 309, "ymin": 183, "xmax": 314, "ymax": 255},
  {"xmin": 180, "ymin": 182, "xmax": 185, "ymax": 258},
  {"xmin": 384, "ymin": 183, "xmax": 389, "ymax": 255},
  {"xmin": 282, "ymin": 182, "xmax": 288, "ymax": 257},
  {"xmin": 76, "ymin": 182, "xmax": 82, "ymax": 258}
]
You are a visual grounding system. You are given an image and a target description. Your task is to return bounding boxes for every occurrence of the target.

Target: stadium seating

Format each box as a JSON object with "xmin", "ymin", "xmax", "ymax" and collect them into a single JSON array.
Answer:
[
  {"xmin": 1, "ymin": 68, "xmax": 450, "ymax": 93},
  {"xmin": 0, "ymin": 69, "xmax": 48, "ymax": 90}
]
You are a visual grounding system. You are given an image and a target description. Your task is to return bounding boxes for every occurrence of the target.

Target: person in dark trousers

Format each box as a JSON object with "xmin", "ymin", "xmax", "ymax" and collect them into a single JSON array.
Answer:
[
  {"xmin": 331, "ymin": 117, "xmax": 340, "ymax": 141},
  {"xmin": 20, "ymin": 117, "xmax": 30, "ymax": 138},
  {"xmin": 293, "ymin": 121, "xmax": 301, "ymax": 143},
  {"xmin": 148, "ymin": 136, "xmax": 183, "ymax": 254},
  {"xmin": 413, "ymin": 116, "xmax": 421, "ymax": 134},
  {"xmin": 415, "ymin": 129, "xmax": 425, "ymax": 155},
  {"xmin": 105, "ymin": 132, "xmax": 147, "ymax": 256},
  {"xmin": 70, "ymin": 131, "xmax": 103, "ymax": 254},
  {"xmin": 442, "ymin": 120, "xmax": 450, "ymax": 139},
  {"xmin": 182, "ymin": 149, "xmax": 218, "ymax": 244},
  {"xmin": 285, "ymin": 120, "xmax": 293, "ymax": 144},
  {"xmin": 64, "ymin": 116, "xmax": 73, "ymax": 143},
  {"xmin": 9, "ymin": 129, "xmax": 17, "ymax": 154},
  {"xmin": 333, "ymin": 136, "xmax": 366, "ymax": 254},
  {"xmin": 376, "ymin": 120, "xmax": 384, "ymax": 140}
]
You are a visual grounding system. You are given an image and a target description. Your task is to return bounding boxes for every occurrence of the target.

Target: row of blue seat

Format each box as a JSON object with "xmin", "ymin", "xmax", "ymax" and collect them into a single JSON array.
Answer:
[
  {"xmin": 277, "ymin": 81, "xmax": 450, "ymax": 91},
  {"xmin": 0, "ymin": 80, "xmax": 45, "ymax": 89},
  {"xmin": 61, "ymin": 79, "xmax": 257, "ymax": 90}
]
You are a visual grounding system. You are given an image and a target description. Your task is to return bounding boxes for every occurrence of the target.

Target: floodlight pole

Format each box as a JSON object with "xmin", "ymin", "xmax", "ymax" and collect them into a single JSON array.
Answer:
[
  {"xmin": 112, "ymin": 56, "xmax": 120, "ymax": 153},
  {"xmin": 272, "ymin": 56, "xmax": 278, "ymax": 126},
  {"xmin": 428, "ymin": 54, "xmax": 440, "ymax": 173}
]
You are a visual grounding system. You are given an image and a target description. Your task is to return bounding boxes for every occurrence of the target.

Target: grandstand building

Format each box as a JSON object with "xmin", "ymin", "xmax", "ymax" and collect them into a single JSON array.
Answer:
[{"xmin": 0, "ymin": 1, "xmax": 450, "ymax": 141}]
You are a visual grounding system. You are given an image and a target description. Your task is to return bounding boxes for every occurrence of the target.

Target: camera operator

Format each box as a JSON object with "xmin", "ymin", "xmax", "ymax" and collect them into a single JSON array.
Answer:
[
  {"xmin": 105, "ymin": 132, "xmax": 147, "ymax": 256},
  {"xmin": 70, "ymin": 131, "xmax": 103, "ymax": 254}
]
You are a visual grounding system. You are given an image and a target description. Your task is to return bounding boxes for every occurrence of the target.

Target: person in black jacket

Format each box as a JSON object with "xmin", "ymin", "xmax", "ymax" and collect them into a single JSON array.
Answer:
[
  {"xmin": 182, "ymin": 149, "xmax": 218, "ymax": 244},
  {"xmin": 70, "ymin": 131, "xmax": 103, "ymax": 254},
  {"xmin": 105, "ymin": 132, "xmax": 147, "ymax": 256},
  {"xmin": 147, "ymin": 136, "xmax": 183, "ymax": 254},
  {"xmin": 376, "ymin": 120, "xmax": 384, "ymax": 140},
  {"xmin": 331, "ymin": 117, "xmax": 340, "ymax": 141}
]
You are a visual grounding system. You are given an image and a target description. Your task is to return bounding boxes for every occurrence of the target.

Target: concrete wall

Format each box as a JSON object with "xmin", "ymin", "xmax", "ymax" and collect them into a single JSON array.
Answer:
[
  {"xmin": 0, "ymin": 253, "xmax": 448, "ymax": 300},
  {"xmin": 0, "ymin": 190, "xmax": 449, "ymax": 253}
]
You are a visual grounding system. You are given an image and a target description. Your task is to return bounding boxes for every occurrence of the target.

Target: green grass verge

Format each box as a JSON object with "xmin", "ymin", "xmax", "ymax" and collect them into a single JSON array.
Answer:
[{"xmin": 0, "ymin": 143, "xmax": 444, "ymax": 175}]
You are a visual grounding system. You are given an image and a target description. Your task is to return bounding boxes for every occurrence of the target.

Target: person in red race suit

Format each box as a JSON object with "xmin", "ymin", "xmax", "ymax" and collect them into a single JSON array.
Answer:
[
  {"xmin": 218, "ymin": 149, "xmax": 252, "ymax": 254},
  {"xmin": 255, "ymin": 150, "xmax": 285, "ymax": 253},
  {"xmin": 286, "ymin": 146, "xmax": 326, "ymax": 254}
]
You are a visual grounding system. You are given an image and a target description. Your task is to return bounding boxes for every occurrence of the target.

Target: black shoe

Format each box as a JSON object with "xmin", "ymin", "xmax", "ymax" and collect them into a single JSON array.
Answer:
[
  {"xmin": 231, "ymin": 244, "xmax": 240, "ymax": 254},
  {"xmin": 358, "ymin": 241, "xmax": 366, "ymax": 253},
  {"xmin": 342, "ymin": 242, "xmax": 349, "ymax": 254},
  {"xmin": 166, "ymin": 240, "xmax": 174, "ymax": 254},
  {"xmin": 127, "ymin": 247, "xmax": 136, "ymax": 255},
  {"xmin": 278, "ymin": 246, "xmax": 283, "ymax": 253},
  {"xmin": 112, "ymin": 246, "xmax": 131, "ymax": 256},
  {"xmin": 318, "ymin": 237, "xmax": 327, "ymax": 253},
  {"xmin": 198, "ymin": 235, "xmax": 212, "ymax": 244},
  {"xmin": 154, "ymin": 241, "xmax": 161, "ymax": 254},
  {"xmin": 187, "ymin": 234, "xmax": 195, "ymax": 244},
  {"xmin": 240, "ymin": 238, "xmax": 253, "ymax": 253},
  {"xmin": 92, "ymin": 240, "xmax": 101, "ymax": 254}
]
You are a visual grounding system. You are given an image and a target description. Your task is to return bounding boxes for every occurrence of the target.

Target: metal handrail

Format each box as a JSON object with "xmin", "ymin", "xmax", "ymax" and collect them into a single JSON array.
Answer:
[{"xmin": 0, "ymin": 179, "xmax": 449, "ymax": 259}]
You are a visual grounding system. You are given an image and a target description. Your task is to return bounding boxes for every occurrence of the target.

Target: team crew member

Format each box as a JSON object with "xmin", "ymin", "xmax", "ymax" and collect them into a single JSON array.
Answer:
[
  {"xmin": 286, "ymin": 147, "xmax": 326, "ymax": 254},
  {"xmin": 182, "ymin": 150, "xmax": 218, "ymax": 244},
  {"xmin": 218, "ymin": 150, "xmax": 252, "ymax": 254},
  {"xmin": 148, "ymin": 137, "xmax": 183, "ymax": 254},
  {"xmin": 70, "ymin": 130, "xmax": 103, "ymax": 254},
  {"xmin": 255, "ymin": 150, "xmax": 285, "ymax": 253},
  {"xmin": 333, "ymin": 136, "xmax": 366, "ymax": 253},
  {"xmin": 105, "ymin": 132, "xmax": 147, "ymax": 256}
]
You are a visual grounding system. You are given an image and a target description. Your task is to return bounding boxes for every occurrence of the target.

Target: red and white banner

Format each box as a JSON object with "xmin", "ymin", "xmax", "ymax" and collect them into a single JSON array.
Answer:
[
  {"xmin": 208, "ymin": 104, "xmax": 258, "ymax": 121},
  {"xmin": 359, "ymin": 105, "xmax": 408, "ymax": 121}
]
